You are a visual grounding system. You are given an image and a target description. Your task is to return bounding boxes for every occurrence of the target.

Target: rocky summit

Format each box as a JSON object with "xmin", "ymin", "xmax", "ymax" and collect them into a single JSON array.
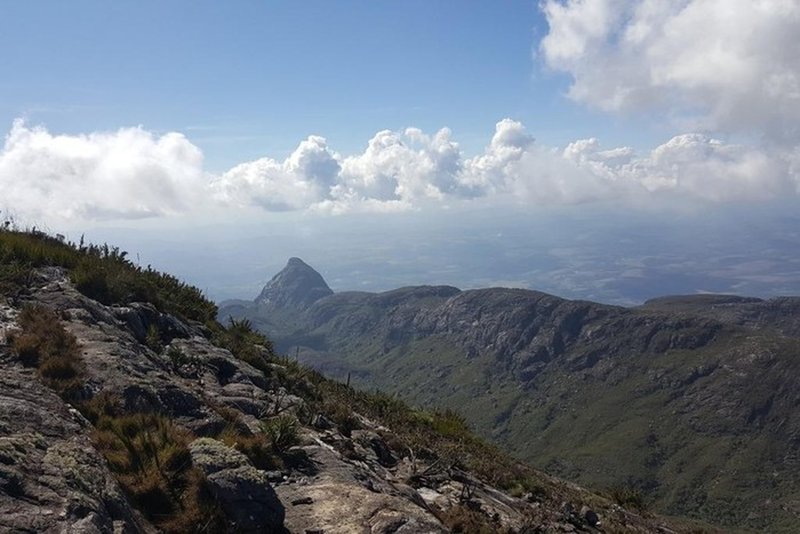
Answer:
[
  {"xmin": 221, "ymin": 257, "xmax": 800, "ymax": 533},
  {"xmin": 0, "ymin": 231, "xmax": 716, "ymax": 533},
  {"xmin": 255, "ymin": 257, "xmax": 334, "ymax": 310}
]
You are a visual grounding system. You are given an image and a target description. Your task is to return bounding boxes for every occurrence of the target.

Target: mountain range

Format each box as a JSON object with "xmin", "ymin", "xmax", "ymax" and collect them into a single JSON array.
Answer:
[
  {"xmin": 1, "ymin": 230, "xmax": 720, "ymax": 533},
  {"xmin": 220, "ymin": 257, "xmax": 800, "ymax": 532}
]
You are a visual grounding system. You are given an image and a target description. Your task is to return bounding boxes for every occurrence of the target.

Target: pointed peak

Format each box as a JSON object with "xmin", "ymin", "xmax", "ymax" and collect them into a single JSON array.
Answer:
[
  {"xmin": 255, "ymin": 258, "xmax": 333, "ymax": 309},
  {"xmin": 287, "ymin": 257, "xmax": 308, "ymax": 267}
]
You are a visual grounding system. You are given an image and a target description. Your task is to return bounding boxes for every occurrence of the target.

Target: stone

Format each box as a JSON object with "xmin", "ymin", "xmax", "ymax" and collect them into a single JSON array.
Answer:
[
  {"xmin": 581, "ymin": 504, "xmax": 600, "ymax": 526},
  {"xmin": 0, "ymin": 361, "xmax": 155, "ymax": 533},
  {"xmin": 189, "ymin": 438, "xmax": 285, "ymax": 533}
]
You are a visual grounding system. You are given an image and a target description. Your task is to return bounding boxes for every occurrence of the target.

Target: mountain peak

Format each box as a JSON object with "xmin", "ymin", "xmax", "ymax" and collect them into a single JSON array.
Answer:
[
  {"xmin": 255, "ymin": 257, "xmax": 333, "ymax": 309},
  {"xmin": 286, "ymin": 256, "xmax": 309, "ymax": 267}
]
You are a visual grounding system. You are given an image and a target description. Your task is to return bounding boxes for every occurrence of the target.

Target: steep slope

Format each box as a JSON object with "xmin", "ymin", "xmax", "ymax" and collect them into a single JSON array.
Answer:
[
  {"xmin": 221, "ymin": 258, "xmax": 800, "ymax": 532},
  {"xmin": 0, "ymin": 230, "xmax": 709, "ymax": 533}
]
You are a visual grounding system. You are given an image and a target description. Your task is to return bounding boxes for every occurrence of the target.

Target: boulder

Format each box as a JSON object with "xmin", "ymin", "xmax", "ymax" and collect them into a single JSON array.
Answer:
[{"xmin": 189, "ymin": 438, "xmax": 285, "ymax": 533}]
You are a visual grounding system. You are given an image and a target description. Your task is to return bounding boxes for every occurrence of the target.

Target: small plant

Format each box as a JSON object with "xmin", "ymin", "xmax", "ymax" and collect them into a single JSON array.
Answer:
[
  {"xmin": 166, "ymin": 345, "xmax": 199, "ymax": 370},
  {"xmin": 431, "ymin": 409, "xmax": 470, "ymax": 439},
  {"xmin": 217, "ymin": 426, "xmax": 279, "ymax": 471},
  {"xmin": 261, "ymin": 415, "xmax": 300, "ymax": 454},
  {"xmin": 437, "ymin": 504, "xmax": 501, "ymax": 534},
  {"xmin": 145, "ymin": 324, "xmax": 163, "ymax": 353},
  {"xmin": 212, "ymin": 318, "xmax": 276, "ymax": 376},
  {"xmin": 322, "ymin": 400, "xmax": 361, "ymax": 437}
]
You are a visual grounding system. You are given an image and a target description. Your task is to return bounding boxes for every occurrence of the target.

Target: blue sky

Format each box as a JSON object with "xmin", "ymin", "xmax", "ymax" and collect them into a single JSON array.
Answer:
[
  {"xmin": 1, "ymin": 1, "xmax": 658, "ymax": 170},
  {"xmin": 1, "ymin": 1, "xmax": 799, "ymax": 302}
]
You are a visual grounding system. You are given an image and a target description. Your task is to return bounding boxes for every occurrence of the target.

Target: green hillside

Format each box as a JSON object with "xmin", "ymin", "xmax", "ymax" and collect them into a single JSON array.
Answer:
[{"xmin": 221, "ymin": 257, "xmax": 800, "ymax": 532}]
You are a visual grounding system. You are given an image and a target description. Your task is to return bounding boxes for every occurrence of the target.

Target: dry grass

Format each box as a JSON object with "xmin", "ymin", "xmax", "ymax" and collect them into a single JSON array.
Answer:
[
  {"xmin": 11, "ymin": 304, "xmax": 82, "ymax": 396},
  {"xmin": 84, "ymin": 395, "xmax": 225, "ymax": 533}
]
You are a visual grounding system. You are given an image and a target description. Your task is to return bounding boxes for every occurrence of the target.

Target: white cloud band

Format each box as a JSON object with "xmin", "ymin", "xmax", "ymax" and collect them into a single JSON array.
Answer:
[{"xmin": 2, "ymin": 118, "xmax": 798, "ymax": 222}]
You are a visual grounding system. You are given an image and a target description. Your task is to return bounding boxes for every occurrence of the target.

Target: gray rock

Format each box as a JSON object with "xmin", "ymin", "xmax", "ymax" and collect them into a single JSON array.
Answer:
[
  {"xmin": 581, "ymin": 504, "xmax": 600, "ymax": 526},
  {"xmin": 0, "ymin": 360, "xmax": 155, "ymax": 534},
  {"xmin": 189, "ymin": 438, "xmax": 285, "ymax": 533}
]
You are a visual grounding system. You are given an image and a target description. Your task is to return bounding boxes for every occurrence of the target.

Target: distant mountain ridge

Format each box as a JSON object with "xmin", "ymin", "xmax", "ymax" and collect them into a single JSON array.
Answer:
[
  {"xmin": 220, "ymin": 258, "xmax": 800, "ymax": 532},
  {"xmin": 4, "ymin": 230, "xmax": 714, "ymax": 533}
]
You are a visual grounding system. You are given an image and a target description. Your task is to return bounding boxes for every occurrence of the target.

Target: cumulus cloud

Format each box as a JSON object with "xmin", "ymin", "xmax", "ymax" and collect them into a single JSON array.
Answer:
[
  {"xmin": 214, "ymin": 125, "xmax": 476, "ymax": 214},
  {"xmin": 570, "ymin": 134, "xmax": 799, "ymax": 201},
  {"xmin": 212, "ymin": 118, "xmax": 800, "ymax": 211},
  {"xmin": 2, "ymin": 118, "xmax": 798, "ymax": 223},
  {"xmin": 539, "ymin": 0, "xmax": 800, "ymax": 139},
  {"xmin": 0, "ymin": 119, "xmax": 207, "ymax": 221},
  {"xmin": 211, "ymin": 135, "xmax": 340, "ymax": 211}
]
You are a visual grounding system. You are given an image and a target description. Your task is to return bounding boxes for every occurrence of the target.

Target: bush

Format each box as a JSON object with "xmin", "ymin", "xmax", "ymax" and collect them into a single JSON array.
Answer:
[
  {"xmin": 217, "ymin": 427, "xmax": 280, "ymax": 471},
  {"xmin": 11, "ymin": 304, "xmax": 82, "ymax": 396},
  {"xmin": 437, "ymin": 504, "xmax": 503, "ymax": 533},
  {"xmin": 146, "ymin": 324, "xmax": 163, "ymax": 353},
  {"xmin": 166, "ymin": 345, "xmax": 197, "ymax": 369},
  {"xmin": 261, "ymin": 415, "xmax": 300, "ymax": 454}
]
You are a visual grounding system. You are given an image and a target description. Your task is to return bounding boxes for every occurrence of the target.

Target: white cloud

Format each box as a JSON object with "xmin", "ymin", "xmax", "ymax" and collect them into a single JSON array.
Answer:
[
  {"xmin": 338, "ymin": 127, "xmax": 462, "ymax": 202},
  {"xmin": 2, "ymin": 118, "xmax": 798, "ymax": 224},
  {"xmin": 570, "ymin": 134, "xmax": 799, "ymax": 201},
  {"xmin": 210, "ymin": 135, "xmax": 340, "ymax": 211},
  {"xmin": 460, "ymin": 119, "xmax": 535, "ymax": 195},
  {"xmin": 215, "ymin": 118, "xmax": 799, "ymax": 210},
  {"xmin": 0, "ymin": 119, "xmax": 206, "ymax": 222},
  {"xmin": 214, "ymin": 125, "xmax": 469, "ymax": 214},
  {"xmin": 540, "ymin": 0, "xmax": 800, "ymax": 139}
]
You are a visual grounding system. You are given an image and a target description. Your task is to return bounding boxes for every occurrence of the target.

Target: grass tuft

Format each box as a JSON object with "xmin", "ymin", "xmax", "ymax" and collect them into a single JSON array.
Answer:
[{"xmin": 11, "ymin": 304, "xmax": 82, "ymax": 396}]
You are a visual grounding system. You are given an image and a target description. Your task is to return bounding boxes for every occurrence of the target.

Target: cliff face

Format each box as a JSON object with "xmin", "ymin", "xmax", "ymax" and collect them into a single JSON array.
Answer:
[
  {"xmin": 220, "ymin": 258, "xmax": 800, "ymax": 532},
  {"xmin": 0, "ymin": 263, "xmax": 702, "ymax": 533}
]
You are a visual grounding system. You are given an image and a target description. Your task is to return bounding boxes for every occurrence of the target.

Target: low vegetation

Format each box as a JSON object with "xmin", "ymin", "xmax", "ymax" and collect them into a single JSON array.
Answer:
[
  {"xmin": 83, "ymin": 395, "xmax": 226, "ymax": 532},
  {"xmin": 608, "ymin": 485, "xmax": 650, "ymax": 512},
  {"xmin": 9, "ymin": 303, "xmax": 224, "ymax": 533},
  {"xmin": 11, "ymin": 304, "xmax": 82, "ymax": 397},
  {"xmin": 0, "ymin": 226, "xmax": 216, "ymax": 323},
  {"xmin": 211, "ymin": 317, "xmax": 276, "ymax": 374}
]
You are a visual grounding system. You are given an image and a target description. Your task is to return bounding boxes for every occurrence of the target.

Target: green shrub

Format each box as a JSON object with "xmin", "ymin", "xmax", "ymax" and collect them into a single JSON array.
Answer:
[
  {"xmin": 261, "ymin": 415, "xmax": 300, "ymax": 454},
  {"xmin": 431, "ymin": 409, "xmax": 470, "ymax": 439},
  {"xmin": 217, "ymin": 426, "xmax": 280, "ymax": 471},
  {"xmin": 437, "ymin": 504, "xmax": 503, "ymax": 533},
  {"xmin": 166, "ymin": 345, "xmax": 196, "ymax": 369},
  {"xmin": 145, "ymin": 324, "xmax": 163, "ymax": 353},
  {"xmin": 212, "ymin": 318, "xmax": 275, "ymax": 375}
]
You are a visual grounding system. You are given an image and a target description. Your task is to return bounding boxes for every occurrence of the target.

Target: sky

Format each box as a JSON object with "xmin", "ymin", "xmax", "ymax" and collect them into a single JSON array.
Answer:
[{"xmin": 1, "ymin": 1, "xmax": 799, "ymax": 304}]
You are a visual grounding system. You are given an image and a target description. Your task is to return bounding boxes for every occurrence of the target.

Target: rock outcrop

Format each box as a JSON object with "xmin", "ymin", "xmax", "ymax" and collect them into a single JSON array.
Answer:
[{"xmin": 0, "ymin": 356, "xmax": 155, "ymax": 534}]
